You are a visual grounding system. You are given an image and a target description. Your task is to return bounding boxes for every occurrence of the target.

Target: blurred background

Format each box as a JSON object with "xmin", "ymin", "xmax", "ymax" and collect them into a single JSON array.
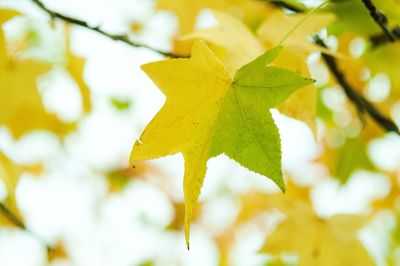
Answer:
[{"xmin": 0, "ymin": 0, "xmax": 399, "ymax": 265}]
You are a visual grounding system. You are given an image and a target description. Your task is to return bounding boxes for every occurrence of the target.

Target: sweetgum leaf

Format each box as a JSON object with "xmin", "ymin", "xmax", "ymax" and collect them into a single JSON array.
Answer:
[{"xmin": 130, "ymin": 40, "xmax": 312, "ymax": 246}]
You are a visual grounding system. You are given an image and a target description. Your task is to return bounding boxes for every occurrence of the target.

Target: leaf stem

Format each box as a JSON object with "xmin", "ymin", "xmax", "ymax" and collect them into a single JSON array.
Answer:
[
  {"xmin": 30, "ymin": 0, "xmax": 180, "ymax": 57},
  {"xmin": 278, "ymin": 0, "xmax": 329, "ymax": 46},
  {"xmin": 313, "ymin": 35, "xmax": 400, "ymax": 134}
]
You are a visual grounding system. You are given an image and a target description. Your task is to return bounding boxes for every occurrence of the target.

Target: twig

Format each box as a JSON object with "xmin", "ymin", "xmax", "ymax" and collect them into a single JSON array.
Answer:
[
  {"xmin": 314, "ymin": 36, "xmax": 400, "ymax": 135},
  {"xmin": 268, "ymin": 0, "xmax": 306, "ymax": 12},
  {"xmin": 269, "ymin": 0, "xmax": 400, "ymax": 47},
  {"xmin": 0, "ymin": 202, "xmax": 25, "ymax": 229},
  {"xmin": 370, "ymin": 26, "xmax": 400, "ymax": 46},
  {"xmin": 30, "ymin": 0, "xmax": 180, "ymax": 58},
  {"xmin": 361, "ymin": 0, "xmax": 398, "ymax": 42},
  {"xmin": 29, "ymin": 0, "xmax": 399, "ymax": 134},
  {"xmin": 0, "ymin": 202, "xmax": 54, "ymax": 253}
]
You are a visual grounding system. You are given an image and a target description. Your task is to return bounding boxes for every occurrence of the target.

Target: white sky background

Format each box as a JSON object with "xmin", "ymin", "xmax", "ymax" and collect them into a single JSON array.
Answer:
[{"xmin": 0, "ymin": 0, "xmax": 399, "ymax": 265}]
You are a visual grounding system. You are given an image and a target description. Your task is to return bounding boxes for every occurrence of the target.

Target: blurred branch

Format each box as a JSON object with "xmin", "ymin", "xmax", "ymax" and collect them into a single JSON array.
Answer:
[
  {"xmin": 268, "ymin": 0, "xmax": 307, "ymax": 12},
  {"xmin": 0, "ymin": 202, "xmax": 54, "ymax": 254},
  {"xmin": 29, "ymin": 0, "xmax": 399, "ymax": 134},
  {"xmin": 314, "ymin": 36, "xmax": 400, "ymax": 135},
  {"xmin": 361, "ymin": 0, "xmax": 398, "ymax": 42},
  {"xmin": 269, "ymin": 0, "xmax": 400, "ymax": 47},
  {"xmin": 370, "ymin": 26, "xmax": 400, "ymax": 46},
  {"xmin": 30, "ymin": 0, "xmax": 180, "ymax": 57},
  {"xmin": 0, "ymin": 202, "xmax": 25, "ymax": 229}
]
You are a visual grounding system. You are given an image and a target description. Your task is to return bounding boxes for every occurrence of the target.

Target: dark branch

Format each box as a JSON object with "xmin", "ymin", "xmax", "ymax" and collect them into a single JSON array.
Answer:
[
  {"xmin": 370, "ymin": 26, "xmax": 400, "ymax": 46},
  {"xmin": 268, "ymin": 0, "xmax": 307, "ymax": 12},
  {"xmin": 314, "ymin": 36, "xmax": 400, "ymax": 135},
  {"xmin": 269, "ymin": 0, "xmax": 400, "ymax": 47},
  {"xmin": 0, "ymin": 202, "xmax": 25, "ymax": 229},
  {"xmin": 30, "ymin": 0, "xmax": 180, "ymax": 58},
  {"xmin": 0, "ymin": 202, "xmax": 54, "ymax": 253},
  {"xmin": 29, "ymin": 0, "xmax": 399, "ymax": 134},
  {"xmin": 361, "ymin": 0, "xmax": 398, "ymax": 42}
]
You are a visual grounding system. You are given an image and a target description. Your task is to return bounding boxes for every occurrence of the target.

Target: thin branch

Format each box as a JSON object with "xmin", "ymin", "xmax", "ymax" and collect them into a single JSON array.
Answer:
[
  {"xmin": 0, "ymin": 202, "xmax": 54, "ymax": 253},
  {"xmin": 361, "ymin": 0, "xmax": 398, "ymax": 42},
  {"xmin": 314, "ymin": 36, "xmax": 400, "ymax": 135},
  {"xmin": 268, "ymin": 0, "xmax": 307, "ymax": 12},
  {"xmin": 30, "ymin": 0, "xmax": 180, "ymax": 58},
  {"xmin": 267, "ymin": 1, "xmax": 399, "ymax": 133},
  {"xmin": 269, "ymin": 0, "xmax": 400, "ymax": 47},
  {"xmin": 0, "ymin": 202, "xmax": 25, "ymax": 229},
  {"xmin": 370, "ymin": 26, "xmax": 400, "ymax": 46},
  {"xmin": 29, "ymin": 0, "xmax": 399, "ymax": 134}
]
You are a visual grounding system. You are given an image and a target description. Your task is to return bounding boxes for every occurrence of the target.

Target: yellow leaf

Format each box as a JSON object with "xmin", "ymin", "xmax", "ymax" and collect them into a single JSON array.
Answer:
[
  {"xmin": 0, "ymin": 10, "xmax": 75, "ymax": 138},
  {"xmin": 256, "ymin": 9, "xmax": 335, "ymax": 54},
  {"xmin": 132, "ymin": 41, "xmax": 231, "ymax": 247},
  {"xmin": 183, "ymin": 10, "xmax": 264, "ymax": 75},
  {"xmin": 47, "ymin": 241, "xmax": 68, "ymax": 262},
  {"xmin": 67, "ymin": 52, "xmax": 91, "ymax": 113},
  {"xmin": 0, "ymin": 152, "xmax": 23, "ymax": 227},
  {"xmin": 156, "ymin": 0, "xmax": 273, "ymax": 35},
  {"xmin": 164, "ymin": 1, "xmax": 275, "ymax": 56},
  {"xmin": 238, "ymin": 179, "xmax": 312, "ymax": 222},
  {"xmin": 0, "ymin": 9, "xmax": 18, "ymax": 25},
  {"xmin": 214, "ymin": 180, "xmax": 311, "ymax": 266},
  {"xmin": 260, "ymin": 195, "xmax": 375, "ymax": 266},
  {"xmin": 156, "ymin": 0, "xmax": 229, "ymax": 34}
]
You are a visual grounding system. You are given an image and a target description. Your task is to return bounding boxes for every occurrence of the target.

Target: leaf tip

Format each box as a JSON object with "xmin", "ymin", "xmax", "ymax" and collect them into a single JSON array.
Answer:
[
  {"xmin": 184, "ymin": 224, "xmax": 191, "ymax": 251},
  {"xmin": 140, "ymin": 62, "xmax": 152, "ymax": 75},
  {"xmin": 267, "ymin": 45, "xmax": 283, "ymax": 61},
  {"xmin": 275, "ymin": 174, "xmax": 286, "ymax": 193},
  {"xmin": 279, "ymin": 181, "xmax": 286, "ymax": 193},
  {"xmin": 191, "ymin": 39, "xmax": 211, "ymax": 56},
  {"xmin": 129, "ymin": 139, "xmax": 142, "ymax": 166}
]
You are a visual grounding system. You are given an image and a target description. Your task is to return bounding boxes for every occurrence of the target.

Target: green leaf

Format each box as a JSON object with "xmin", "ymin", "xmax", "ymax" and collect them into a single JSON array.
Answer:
[
  {"xmin": 335, "ymin": 137, "xmax": 375, "ymax": 184},
  {"xmin": 210, "ymin": 45, "xmax": 313, "ymax": 190},
  {"xmin": 110, "ymin": 97, "xmax": 132, "ymax": 111}
]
